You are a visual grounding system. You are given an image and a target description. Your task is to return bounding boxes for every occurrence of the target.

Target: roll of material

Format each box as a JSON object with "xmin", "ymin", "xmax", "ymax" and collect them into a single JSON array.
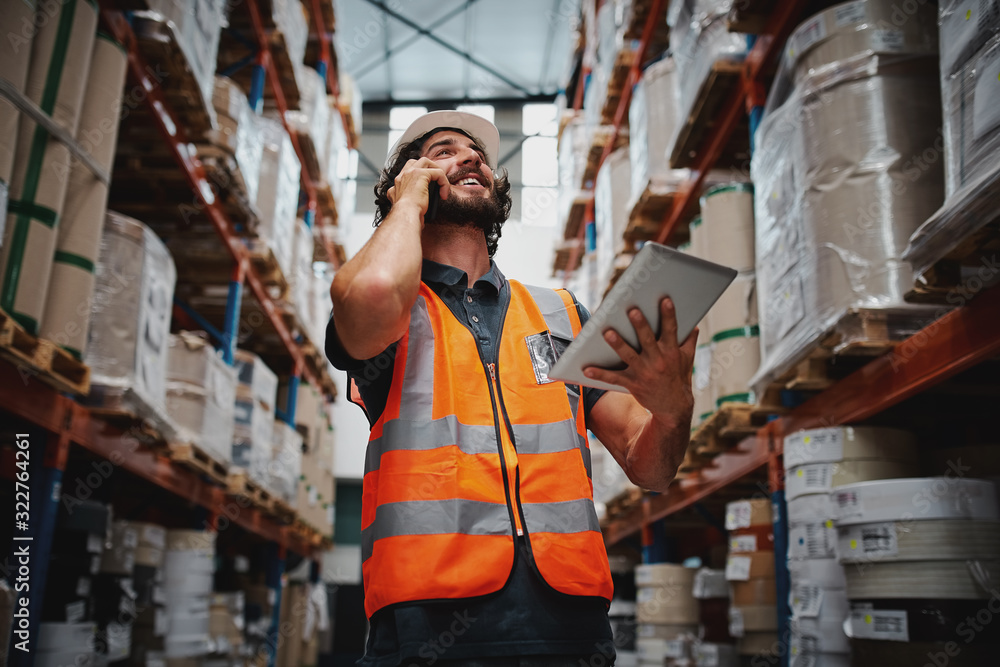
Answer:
[
  {"xmin": 700, "ymin": 184, "xmax": 756, "ymax": 273},
  {"xmin": 737, "ymin": 631, "xmax": 779, "ymax": 656},
  {"xmin": 693, "ymin": 568, "xmax": 730, "ymax": 599},
  {"xmin": 726, "ymin": 552, "xmax": 775, "ymax": 582},
  {"xmin": 637, "ymin": 636, "xmax": 691, "ymax": 662},
  {"xmin": 787, "ymin": 460, "xmax": 920, "ymax": 500},
  {"xmin": 636, "ymin": 623, "xmax": 699, "ymax": 640},
  {"xmin": 845, "ymin": 560, "xmax": 1000, "ymax": 600},
  {"xmin": 783, "ymin": 427, "xmax": 918, "ymax": 469},
  {"xmin": 726, "ymin": 499, "xmax": 774, "ymax": 530},
  {"xmin": 706, "ymin": 273, "xmax": 757, "ymax": 342},
  {"xmin": 786, "ymin": 0, "xmax": 938, "ymax": 82},
  {"xmin": 730, "ymin": 578, "xmax": 777, "ymax": 606},
  {"xmin": 637, "ymin": 586, "xmax": 700, "ymax": 625},
  {"xmin": 791, "ymin": 616, "xmax": 850, "ymax": 654},
  {"xmin": 0, "ymin": 0, "xmax": 97, "ymax": 334},
  {"xmin": 788, "ymin": 557, "xmax": 847, "ymax": 590},
  {"xmin": 693, "ymin": 642, "xmax": 740, "ymax": 667},
  {"xmin": 787, "ymin": 493, "xmax": 837, "ymax": 525},
  {"xmin": 693, "ymin": 342, "xmax": 714, "ymax": 426},
  {"xmin": 846, "ymin": 596, "xmax": 1000, "ymax": 645},
  {"xmin": 790, "ymin": 583, "xmax": 849, "ymax": 621},
  {"xmin": 689, "ymin": 216, "xmax": 705, "ymax": 260},
  {"xmin": 40, "ymin": 33, "xmax": 127, "ymax": 358},
  {"xmin": 832, "ymin": 478, "xmax": 1000, "ymax": 526},
  {"xmin": 790, "ymin": 653, "xmax": 849, "ymax": 667},
  {"xmin": 849, "ymin": 638, "xmax": 996, "ymax": 667},
  {"xmin": 636, "ymin": 563, "xmax": 697, "ymax": 589},
  {"xmin": 838, "ymin": 519, "xmax": 1000, "ymax": 564},
  {"xmin": 628, "ymin": 57, "xmax": 679, "ymax": 206},
  {"xmin": 0, "ymin": 0, "xmax": 35, "ymax": 187},
  {"xmin": 729, "ymin": 605, "xmax": 778, "ymax": 636},
  {"xmin": 165, "ymin": 529, "xmax": 216, "ymax": 553},
  {"xmin": 730, "ymin": 524, "xmax": 775, "ymax": 554},
  {"xmin": 711, "ymin": 328, "xmax": 761, "ymax": 409},
  {"xmin": 788, "ymin": 522, "xmax": 837, "ymax": 560}
]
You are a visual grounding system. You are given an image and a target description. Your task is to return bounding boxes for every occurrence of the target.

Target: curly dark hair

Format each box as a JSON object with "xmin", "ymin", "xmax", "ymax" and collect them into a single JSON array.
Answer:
[{"xmin": 373, "ymin": 127, "xmax": 512, "ymax": 257}]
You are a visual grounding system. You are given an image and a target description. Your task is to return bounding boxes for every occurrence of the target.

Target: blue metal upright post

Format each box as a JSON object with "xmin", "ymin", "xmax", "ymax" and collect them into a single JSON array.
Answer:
[
  {"xmin": 222, "ymin": 261, "xmax": 246, "ymax": 365},
  {"xmin": 249, "ymin": 54, "xmax": 267, "ymax": 114},
  {"xmin": 266, "ymin": 542, "xmax": 287, "ymax": 667},
  {"xmin": 772, "ymin": 489, "xmax": 791, "ymax": 667}
]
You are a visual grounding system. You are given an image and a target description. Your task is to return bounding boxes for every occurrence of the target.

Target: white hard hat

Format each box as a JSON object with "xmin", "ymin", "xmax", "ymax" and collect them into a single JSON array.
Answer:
[{"xmin": 386, "ymin": 110, "xmax": 500, "ymax": 169}]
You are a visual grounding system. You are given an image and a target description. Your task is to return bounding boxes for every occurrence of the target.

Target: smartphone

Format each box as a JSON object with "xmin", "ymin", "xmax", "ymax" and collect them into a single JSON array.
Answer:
[{"xmin": 426, "ymin": 182, "xmax": 440, "ymax": 222}]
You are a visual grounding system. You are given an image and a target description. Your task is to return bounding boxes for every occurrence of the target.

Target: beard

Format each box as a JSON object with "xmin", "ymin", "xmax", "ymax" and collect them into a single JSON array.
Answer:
[{"xmin": 431, "ymin": 169, "xmax": 505, "ymax": 236}]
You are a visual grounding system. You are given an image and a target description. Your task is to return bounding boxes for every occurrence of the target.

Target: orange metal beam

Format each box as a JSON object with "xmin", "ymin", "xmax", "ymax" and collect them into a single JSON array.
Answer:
[{"xmin": 100, "ymin": 6, "xmax": 325, "ymax": 391}]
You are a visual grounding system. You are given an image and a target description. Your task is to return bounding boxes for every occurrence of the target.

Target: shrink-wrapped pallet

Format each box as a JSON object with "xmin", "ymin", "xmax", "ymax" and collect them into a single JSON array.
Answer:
[
  {"xmin": 594, "ymin": 148, "xmax": 632, "ymax": 292},
  {"xmin": 85, "ymin": 212, "xmax": 176, "ymax": 428},
  {"xmin": 254, "ymin": 117, "xmax": 300, "ymax": 281},
  {"xmin": 628, "ymin": 58, "xmax": 680, "ymax": 208},
  {"xmin": 751, "ymin": 0, "xmax": 943, "ymax": 392},
  {"xmin": 204, "ymin": 76, "xmax": 263, "ymax": 206}
]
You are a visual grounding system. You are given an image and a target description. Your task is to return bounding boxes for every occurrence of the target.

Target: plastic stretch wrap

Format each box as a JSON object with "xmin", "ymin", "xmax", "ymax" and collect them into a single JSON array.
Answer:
[
  {"xmin": 206, "ymin": 77, "xmax": 263, "ymax": 205},
  {"xmin": 751, "ymin": 6, "xmax": 943, "ymax": 392},
  {"xmin": 286, "ymin": 218, "xmax": 315, "ymax": 335},
  {"xmin": 232, "ymin": 351, "xmax": 277, "ymax": 480},
  {"xmin": 905, "ymin": 30, "xmax": 1000, "ymax": 276},
  {"xmin": 271, "ymin": 0, "xmax": 308, "ymax": 71},
  {"xmin": 594, "ymin": 148, "xmax": 632, "ymax": 292},
  {"xmin": 141, "ymin": 0, "xmax": 225, "ymax": 127},
  {"xmin": 629, "ymin": 58, "xmax": 680, "ymax": 208},
  {"xmin": 85, "ymin": 212, "xmax": 177, "ymax": 432},
  {"xmin": 668, "ymin": 0, "xmax": 745, "ymax": 146},
  {"xmin": 938, "ymin": 0, "xmax": 1000, "ymax": 77},
  {"xmin": 267, "ymin": 421, "xmax": 303, "ymax": 507},
  {"xmin": 166, "ymin": 333, "xmax": 237, "ymax": 466},
  {"xmin": 338, "ymin": 72, "xmax": 363, "ymax": 138},
  {"xmin": 254, "ymin": 116, "xmax": 300, "ymax": 280},
  {"xmin": 286, "ymin": 67, "xmax": 331, "ymax": 178},
  {"xmin": 583, "ymin": 64, "xmax": 610, "ymax": 133}
]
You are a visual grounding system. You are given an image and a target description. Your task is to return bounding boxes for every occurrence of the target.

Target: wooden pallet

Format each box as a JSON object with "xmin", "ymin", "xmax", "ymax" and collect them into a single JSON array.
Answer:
[
  {"xmin": 600, "ymin": 50, "xmax": 637, "ymax": 124},
  {"xmin": 603, "ymin": 486, "xmax": 644, "ymax": 523},
  {"xmin": 760, "ymin": 307, "xmax": 939, "ymax": 396},
  {"xmin": 217, "ymin": 30, "xmax": 302, "ymax": 110},
  {"xmin": 562, "ymin": 196, "xmax": 590, "ymax": 241},
  {"xmin": 0, "ymin": 308, "xmax": 90, "ymax": 396},
  {"xmin": 690, "ymin": 402, "xmax": 778, "ymax": 457},
  {"xmin": 226, "ymin": 470, "xmax": 279, "ymax": 513},
  {"xmin": 132, "ymin": 13, "xmax": 215, "ymax": 137},
  {"xmin": 581, "ymin": 129, "xmax": 628, "ymax": 188},
  {"xmin": 314, "ymin": 181, "xmax": 339, "ymax": 228},
  {"xmin": 168, "ymin": 442, "xmax": 229, "ymax": 486},
  {"xmin": 669, "ymin": 60, "xmax": 750, "ymax": 170},
  {"xmin": 248, "ymin": 241, "xmax": 291, "ymax": 299},
  {"xmin": 196, "ymin": 144, "xmax": 262, "ymax": 232}
]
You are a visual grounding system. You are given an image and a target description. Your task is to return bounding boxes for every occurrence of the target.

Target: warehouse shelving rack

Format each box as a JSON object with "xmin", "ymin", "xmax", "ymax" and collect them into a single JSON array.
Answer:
[
  {"xmin": 559, "ymin": 2, "xmax": 1000, "ymax": 663},
  {"xmin": 3, "ymin": 1, "xmax": 349, "ymax": 663}
]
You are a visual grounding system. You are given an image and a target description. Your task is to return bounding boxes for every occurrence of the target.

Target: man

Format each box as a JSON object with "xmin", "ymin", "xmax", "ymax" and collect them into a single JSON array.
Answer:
[{"xmin": 326, "ymin": 111, "xmax": 696, "ymax": 667}]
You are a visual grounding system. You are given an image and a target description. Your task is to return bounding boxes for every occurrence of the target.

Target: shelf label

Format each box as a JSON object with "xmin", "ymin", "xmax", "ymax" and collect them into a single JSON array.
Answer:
[
  {"xmin": 725, "ymin": 500, "xmax": 753, "ymax": 530},
  {"xmin": 845, "ymin": 522, "xmax": 899, "ymax": 559},
  {"xmin": 729, "ymin": 607, "xmax": 745, "ymax": 637},
  {"xmin": 834, "ymin": 1, "xmax": 867, "ymax": 27},
  {"xmin": 847, "ymin": 608, "xmax": 909, "ymax": 642},
  {"xmin": 872, "ymin": 29, "xmax": 906, "ymax": 53},
  {"xmin": 790, "ymin": 523, "xmax": 836, "ymax": 559},
  {"xmin": 791, "ymin": 584, "xmax": 824, "ymax": 618},
  {"xmin": 730, "ymin": 534, "xmax": 757, "ymax": 553},
  {"xmin": 726, "ymin": 555, "xmax": 753, "ymax": 582}
]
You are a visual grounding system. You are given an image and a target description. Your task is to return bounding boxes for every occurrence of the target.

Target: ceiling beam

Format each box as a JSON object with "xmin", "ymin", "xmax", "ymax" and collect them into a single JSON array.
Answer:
[
  {"xmin": 362, "ymin": 94, "xmax": 556, "ymax": 111},
  {"xmin": 350, "ymin": 0, "xmax": 482, "ymax": 83},
  {"xmin": 360, "ymin": 0, "xmax": 534, "ymax": 97}
]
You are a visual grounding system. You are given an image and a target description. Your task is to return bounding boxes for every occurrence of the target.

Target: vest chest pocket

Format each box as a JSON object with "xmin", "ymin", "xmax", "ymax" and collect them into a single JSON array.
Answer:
[{"xmin": 524, "ymin": 330, "xmax": 573, "ymax": 385}]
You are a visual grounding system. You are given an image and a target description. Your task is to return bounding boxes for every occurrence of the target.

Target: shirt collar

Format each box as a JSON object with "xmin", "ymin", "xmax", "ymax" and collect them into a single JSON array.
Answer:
[{"xmin": 422, "ymin": 258, "xmax": 505, "ymax": 294}]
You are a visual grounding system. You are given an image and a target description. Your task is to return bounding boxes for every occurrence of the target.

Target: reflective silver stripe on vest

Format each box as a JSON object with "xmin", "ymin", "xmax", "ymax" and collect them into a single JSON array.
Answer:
[
  {"xmin": 399, "ymin": 295, "xmax": 436, "ymax": 423},
  {"xmin": 365, "ymin": 416, "xmax": 500, "ymax": 473},
  {"xmin": 361, "ymin": 498, "xmax": 511, "ymax": 561},
  {"xmin": 523, "ymin": 284, "xmax": 575, "ymax": 341},
  {"xmin": 520, "ymin": 283, "xmax": 591, "ymax": 478},
  {"xmin": 522, "ymin": 498, "xmax": 601, "ymax": 535},
  {"xmin": 512, "ymin": 420, "xmax": 592, "ymax": 479}
]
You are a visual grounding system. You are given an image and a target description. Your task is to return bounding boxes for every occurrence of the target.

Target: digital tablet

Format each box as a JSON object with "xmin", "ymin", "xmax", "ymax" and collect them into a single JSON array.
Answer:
[{"xmin": 548, "ymin": 243, "xmax": 737, "ymax": 392}]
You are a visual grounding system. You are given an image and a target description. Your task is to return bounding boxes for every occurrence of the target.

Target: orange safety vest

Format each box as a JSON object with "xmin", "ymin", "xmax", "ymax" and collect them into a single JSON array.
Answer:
[{"xmin": 360, "ymin": 279, "xmax": 614, "ymax": 618}]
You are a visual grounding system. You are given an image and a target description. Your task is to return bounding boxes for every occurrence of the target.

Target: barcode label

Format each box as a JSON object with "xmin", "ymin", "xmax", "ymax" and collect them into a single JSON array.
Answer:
[
  {"xmin": 730, "ymin": 534, "xmax": 758, "ymax": 553},
  {"xmin": 787, "ymin": 14, "xmax": 828, "ymax": 62},
  {"xmin": 791, "ymin": 585, "xmax": 824, "ymax": 618},
  {"xmin": 848, "ymin": 609, "xmax": 909, "ymax": 642},
  {"xmin": 726, "ymin": 555, "xmax": 752, "ymax": 581},
  {"xmin": 834, "ymin": 0, "xmax": 867, "ymax": 26},
  {"xmin": 835, "ymin": 490, "xmax": 864, "ymax": 519},
  {"xmin": 872, "ymin": 29, "xmax": 906, "ymax": 52},
  {"xmin": 726, "ymin": 501, "xmax": 753, "ymax": 530}
]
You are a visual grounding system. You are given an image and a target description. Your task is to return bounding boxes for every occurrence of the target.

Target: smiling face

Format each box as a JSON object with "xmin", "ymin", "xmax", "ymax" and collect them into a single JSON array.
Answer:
[{"xmin": 419, "ymin": 130, "xmax": 495, "ymax": 198}]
